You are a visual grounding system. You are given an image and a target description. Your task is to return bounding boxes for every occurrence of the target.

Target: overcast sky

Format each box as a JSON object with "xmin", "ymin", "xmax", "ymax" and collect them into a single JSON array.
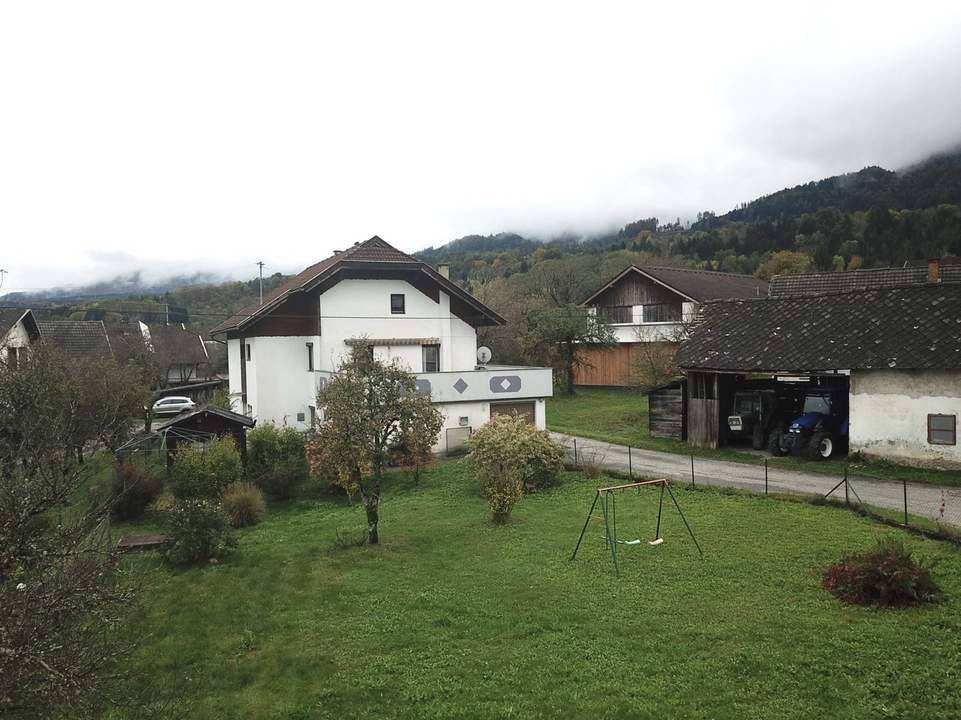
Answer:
[{"xmin": 2, "ymin": 1, "xmax": 961, "ymax": 292}]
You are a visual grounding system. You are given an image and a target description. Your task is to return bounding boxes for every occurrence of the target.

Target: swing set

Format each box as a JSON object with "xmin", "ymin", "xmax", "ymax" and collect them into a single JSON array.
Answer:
[{"xmin": 570, "ymin": 479, "xmax": 703, "ymax": 575}]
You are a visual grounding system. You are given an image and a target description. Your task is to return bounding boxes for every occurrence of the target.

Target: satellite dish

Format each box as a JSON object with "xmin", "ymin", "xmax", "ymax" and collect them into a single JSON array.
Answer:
[{"xmin": 476, "ymin": 346, "xmax": 492, "ymax": 365}]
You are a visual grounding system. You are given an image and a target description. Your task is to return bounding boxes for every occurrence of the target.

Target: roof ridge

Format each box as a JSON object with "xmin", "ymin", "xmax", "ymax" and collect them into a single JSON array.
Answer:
[
  {"xmin": 707, "ymin": 280, "xmax": 961, "ymax": 304},
  {"xmin": 641, "ymin": 265, "xmax": 762, "ymax": 280}
]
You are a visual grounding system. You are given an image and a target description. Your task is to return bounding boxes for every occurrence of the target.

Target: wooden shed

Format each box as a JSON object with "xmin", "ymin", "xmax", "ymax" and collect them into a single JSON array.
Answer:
[
  {"xmin": 153, "ymin": 405, "xmax": 256, "ymax": 466},
  {"xmin": 647, "ymin": 380, "xmax": 687, "ymax": 440}
]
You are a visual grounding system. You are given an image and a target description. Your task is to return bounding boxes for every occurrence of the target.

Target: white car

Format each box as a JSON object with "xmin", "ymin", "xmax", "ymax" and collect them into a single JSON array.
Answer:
[{"xmin": 152, "ymin": 396, "xmax": 196, "ymax": 416}]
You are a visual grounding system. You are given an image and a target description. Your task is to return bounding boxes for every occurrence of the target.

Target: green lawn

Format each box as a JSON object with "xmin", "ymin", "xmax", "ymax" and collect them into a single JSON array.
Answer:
[
  {"xmin": 548, "ymin": 387, "xmax": 961, "ymax": 487},
  {"xmin": 107, "ymin": 461, "xmax": 961, "ymax": 719}
]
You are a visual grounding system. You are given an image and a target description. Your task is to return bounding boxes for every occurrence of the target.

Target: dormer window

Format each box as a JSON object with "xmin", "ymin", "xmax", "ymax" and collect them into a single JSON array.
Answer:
[{"xmin": 390, "ymin": 294, "xmax": 406, "ymax": 314}]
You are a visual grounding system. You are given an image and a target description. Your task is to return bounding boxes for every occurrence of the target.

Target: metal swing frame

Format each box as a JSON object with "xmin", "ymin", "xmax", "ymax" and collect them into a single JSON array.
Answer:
[{"xmin": 570, "ymin": 479, "xmax": 703, "ymax": 576}]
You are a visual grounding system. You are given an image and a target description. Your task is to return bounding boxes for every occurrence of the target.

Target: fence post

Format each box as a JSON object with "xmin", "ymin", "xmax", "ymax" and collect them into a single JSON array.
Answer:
[
  {"xmin": 573, "ymin": 438, "xmax": 578, "ymax": 467},
  {"xmin": 690, "ymin": 454, "xmax": 695, "ymax": 489},
  {"xmin": 628, "ymin": 445, "xmax": 633, "ymax": 479},
  {"xmin": 903, "ymin": 479, "xmax": 909, "ymax": 527},
  {"xmin": 843, "ymin": 465, "xmax": 849, "ymax": 506},
  {"xmin": 764, "ymin": 458, "xmax": 768, "ymax": 496}
]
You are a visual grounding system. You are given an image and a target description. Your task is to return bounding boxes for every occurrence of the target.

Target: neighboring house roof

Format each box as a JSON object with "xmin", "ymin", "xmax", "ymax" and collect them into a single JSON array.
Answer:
[
  {"xmin": 210, "ymin": 236, "xmax": 505, "ymax": 336},
  {"xmin": 36, "ymin": 320, "xmax": 112, "ymax": 357},
  {"xmin": 582, "ymin": 265, "xmax": 768, "ymax": 305},
  {"xmin": 0, "ymin": 308, "xmax": 30, "ymax": 341},
  {"xmin": 146, "ymin": 324, "xmax": 209, "ymax": 365},
  {"xmin": 152, "ymin": 404, "xmax": 256, "ymax": 430},
  {"xmin": 769, "ymin": 264, "xmax": 961, "ymax": 297},
  {"xmin": 677, "ymin": 284, "xmax": 961, "ymax": 373}
]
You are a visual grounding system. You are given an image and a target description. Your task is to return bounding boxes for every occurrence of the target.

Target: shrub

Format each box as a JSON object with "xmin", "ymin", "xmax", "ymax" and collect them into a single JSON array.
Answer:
[
  {"xmin": 468, "ymin": 414, "xmax": 564, "ymax": 522},
  {"xmin": 822, "ymin": 537, "xmax": 942, "ymax": 607},
  {"xmin": 169, "ymin": 436, "xmax": 242, "ymax": 500},
  {"xmin": 163, "ymin": 498, "xmax": 237, "ymax": 565},
  {"xmin": 248, "ymin": 424, "xmax": 309, "ymax": 499},
  {"xmin": 305, "ymin": 431, "xmax": 353, "ymax": 497},
  {"xmin": 222, "ymin": 482, "xmax": 267, "ymax": 528},
  {"xmin": 110, "ymin": 461, "xmax": 163, "ymax": 520}
]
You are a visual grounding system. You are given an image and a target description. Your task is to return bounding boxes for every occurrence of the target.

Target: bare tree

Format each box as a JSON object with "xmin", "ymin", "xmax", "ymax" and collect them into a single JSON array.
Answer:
[
  {"xmin": 0, "ymin": 346, "xmax": 149, "ymax": 719},
  {"xmin": 629, "ymin": 310, "xmax": 697, "ymax": 391}
]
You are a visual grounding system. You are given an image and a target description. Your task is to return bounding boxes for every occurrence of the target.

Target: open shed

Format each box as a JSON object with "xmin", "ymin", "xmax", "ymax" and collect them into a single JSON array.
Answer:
[{"xmin": 676, "ymin": 282, "xmax": 961, "ymax": 468}]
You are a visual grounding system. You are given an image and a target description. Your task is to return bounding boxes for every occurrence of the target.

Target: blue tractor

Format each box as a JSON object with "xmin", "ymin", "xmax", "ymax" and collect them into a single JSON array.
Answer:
[{"xmin": 770, "ymin": 388, "xmax": 848, "ymax": 460}]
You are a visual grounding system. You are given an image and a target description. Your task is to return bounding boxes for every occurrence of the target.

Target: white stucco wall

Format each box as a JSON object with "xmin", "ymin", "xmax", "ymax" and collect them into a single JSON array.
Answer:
[
  {"xmin": 316, "ymin": 279, "xmax": 477, "ymax": 373},
  {"xmin": 850, "ymin": 369, "xmax": 961, "ymax": 468},
  {"xmin": 225, "ymin": 278, "xmax": 552, "ymax": 438}
]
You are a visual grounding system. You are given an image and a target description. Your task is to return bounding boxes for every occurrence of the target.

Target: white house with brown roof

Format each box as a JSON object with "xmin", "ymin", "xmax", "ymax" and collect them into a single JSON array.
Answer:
[
  {"xmin": 577, "ymin": 265, "xmax": 768, "ymax": 386},
  {"xmin": 210, "ymin": 237, "xmax": 553, "ymax": 452}
]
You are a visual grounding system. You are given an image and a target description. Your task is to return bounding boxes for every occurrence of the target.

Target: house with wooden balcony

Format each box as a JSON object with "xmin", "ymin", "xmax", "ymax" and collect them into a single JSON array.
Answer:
[
  {"xmin": 577, "ymin": 265, "xmax": 768, "ymax": 386},
  {"xmin": 209, "ymin": 236, "xmax": 553, "ymax": 453}
]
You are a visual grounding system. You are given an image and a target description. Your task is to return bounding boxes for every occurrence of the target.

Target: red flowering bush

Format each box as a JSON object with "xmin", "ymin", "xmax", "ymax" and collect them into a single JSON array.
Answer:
[{"xmin": 822, "ymin": 538, "xmax": 942, "ymax": 607}]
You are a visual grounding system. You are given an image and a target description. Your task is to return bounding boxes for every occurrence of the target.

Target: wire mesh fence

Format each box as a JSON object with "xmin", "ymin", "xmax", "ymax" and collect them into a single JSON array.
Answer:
[{"xmin": 552, "ymin": 434, "xmax": 961, "ymax": 536}]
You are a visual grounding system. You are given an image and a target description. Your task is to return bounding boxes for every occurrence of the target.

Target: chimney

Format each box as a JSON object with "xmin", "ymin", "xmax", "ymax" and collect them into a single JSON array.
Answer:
[
  {"xmin": 437, "ymin": 263, "xmax": 450, "ymax": 279},
  {"xmin": 927, "ymin": 258, "xmax": 941, "ymax": 284},
  {"xmin": 332, "ymin": 249, "xmax": 342, "ymax": 255}
]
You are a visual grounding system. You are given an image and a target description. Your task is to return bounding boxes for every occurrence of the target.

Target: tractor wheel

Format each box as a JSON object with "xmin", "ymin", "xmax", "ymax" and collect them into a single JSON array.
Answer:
[
  {"xmin": 751, "ymin": 424, "xmax": 765, "ymax": 450},
  {"xmin": 809, "ymin": 432, "xmax": 834, "ymax": 460},
  {"xmin": 768, "ymin": 431, "xmax": 785, "ymax": 457}
]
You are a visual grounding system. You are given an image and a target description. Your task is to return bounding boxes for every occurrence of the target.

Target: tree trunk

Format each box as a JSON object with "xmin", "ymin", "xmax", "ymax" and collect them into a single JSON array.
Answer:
[
  {"xmin": 564, "ymin": 342, "xmax": 576, "ymax": 396},
  {"xmin": 361, "ymin": 472, "xmax": 381, "ymax": 544},
  {"xmin": 364, "ymin": 493, "xmax": 379, "ymax": 544}
]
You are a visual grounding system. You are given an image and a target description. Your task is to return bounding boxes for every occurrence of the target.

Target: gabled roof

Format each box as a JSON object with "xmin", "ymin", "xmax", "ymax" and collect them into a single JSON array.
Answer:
[
  {"xmin": 677, "ymin": 284, "xmax": 961, "ymax": 373},
  {"xmin": 153, "ymin": 404, "xmax": 256, "ymax": 430},
  {"xmin": 36, "ymin": 320, "xmax": 112, "ymax": 357},
  {"xmin": 582, "ymin": 265, "xmax": 768, "ymax": 305},
  {"xmin": 0, "ymin": 308, "xmax": 30, "ymax": 340},
  {"xmin": 210, "ymin": 236, "xmax": 504, "ymax": 335},
  {"xmin": 769, "ymin": 265, "xmax": 961, "ymax": 297}
]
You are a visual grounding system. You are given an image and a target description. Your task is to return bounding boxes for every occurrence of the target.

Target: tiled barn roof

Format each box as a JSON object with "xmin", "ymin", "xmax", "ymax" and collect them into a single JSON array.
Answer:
[{"xmin": 677, "ymin": 283, "xmax": 961, "ymax": 372}]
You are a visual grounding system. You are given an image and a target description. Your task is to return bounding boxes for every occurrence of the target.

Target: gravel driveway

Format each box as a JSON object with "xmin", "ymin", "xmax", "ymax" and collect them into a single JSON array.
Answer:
[{"xmin": 550, "ymin": 432, "xmax": 961, "ymax": 527}]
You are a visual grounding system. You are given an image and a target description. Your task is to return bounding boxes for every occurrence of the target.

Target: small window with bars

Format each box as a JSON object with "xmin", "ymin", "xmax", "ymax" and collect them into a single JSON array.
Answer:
[
  {"xmin": 390, "ymin": 294, "xmax": 406, "ymax": 314},
  {"xmin": 928, "ymin": 414, "xmax": 956, "ymax": 446}
]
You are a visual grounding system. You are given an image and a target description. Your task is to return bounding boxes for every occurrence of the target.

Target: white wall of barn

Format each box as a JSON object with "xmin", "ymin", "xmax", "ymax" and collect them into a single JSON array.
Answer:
[{"xmin": 850, "ymin": 369, "xmax": 961, "ymax": 468}]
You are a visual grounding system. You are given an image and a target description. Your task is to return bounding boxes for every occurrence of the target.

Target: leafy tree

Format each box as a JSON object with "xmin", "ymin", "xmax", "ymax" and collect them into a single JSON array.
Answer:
[
  {"xmin": 168, "ymin": 435, "xmax": 241, "ymax": 500},
  {"xmin": 521, "ymin": 304, "xmax": 617, "ymax": 396},
  {"xmin": 467, "ymin": 414, "xmax": 564, "ymax": 521},
  {"xmin": 755, "ymin": 250, "xmax": 813, "ymax": 281},
  {"xmin": 305, "ymin": 348, "xmax": 443, "ymax": 544},
  {"xmin": 394, "ymin": 402, "xmax": 444, "ymax": 483},
  {"xmin": 0, "ymin": 346, "xmax": 148, "ymax": 718},
  {"xmin": 247, "ymin": 423, "xmax": 308, "ymax": 499}
]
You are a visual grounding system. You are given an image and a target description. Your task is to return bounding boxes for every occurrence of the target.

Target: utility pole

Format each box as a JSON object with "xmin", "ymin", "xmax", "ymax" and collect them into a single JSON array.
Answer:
[
  {"xmin": 0, "ymin": 268, "xmax": 7, "ymax": 292},
  {"xmin": 256, "ymin": 261, "xmax": 266, "ymax": 305}
]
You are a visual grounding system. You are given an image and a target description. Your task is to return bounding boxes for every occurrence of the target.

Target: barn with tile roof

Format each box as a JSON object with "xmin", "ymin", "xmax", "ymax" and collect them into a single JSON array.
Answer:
[{"xmin": 677, "ymin": 277, "xmax": 961, "ymax": 468}]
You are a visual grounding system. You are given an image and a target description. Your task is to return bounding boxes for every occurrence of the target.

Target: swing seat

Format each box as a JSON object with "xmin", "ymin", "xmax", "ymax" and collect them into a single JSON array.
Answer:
[{"xmin": 648, "ymin": 538, "xmax": 664, "ymax": 546}]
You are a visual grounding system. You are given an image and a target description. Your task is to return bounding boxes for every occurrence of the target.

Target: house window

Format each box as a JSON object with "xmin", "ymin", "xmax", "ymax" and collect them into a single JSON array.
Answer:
[
  {"xmin": 422, "ymin": 344, "xmax": 440, "ymax": 372},
  {"xmin": 367, "ymin": 344, "xmax": 375, "ymax": 362},
  {"xmin": 390, "ymin": 294, "xmax": 406, "ymax": 314},
  {"xmin": 597, "ymin": 305, "xmax": 633, "ymax": 324},
  {"xmin": 928, "ymin": 414, "xmax": 956, "ymax": 446},
  {"xmin": 7, "ymin": 347, "xmax": 21, "ymax": 370},
  {"xmin": 642, "ymin": 303, "xmax": 682, "ymax": 323},
  {"xmin": 308, "ymin": 406, "xmax": 316, "ymax": 428},
  {"xmin": 244, "ymin": 343, "xmax": 251, "ymax": 362},
  {"xmin": 306, "ymin": 342, "xmax": 314, "ymax": 371}
]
